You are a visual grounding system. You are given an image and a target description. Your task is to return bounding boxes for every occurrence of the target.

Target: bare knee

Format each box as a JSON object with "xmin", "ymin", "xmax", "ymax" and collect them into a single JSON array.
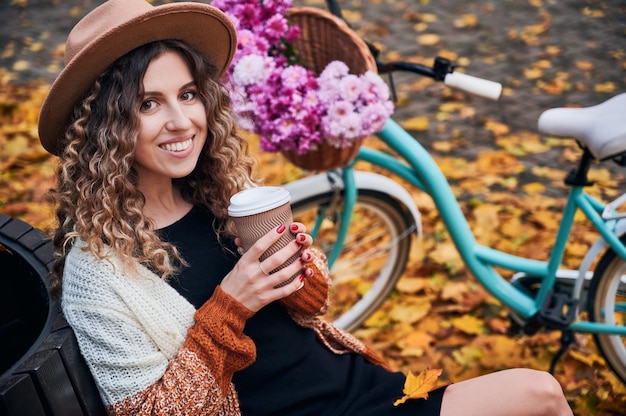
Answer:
[
  {"xmin": 516, "ymin": 369, "xmax": 572, "ymax": 416},
  {"xmin": 440, "ymin": 368, "xmax": 572, "ymax": 416}
]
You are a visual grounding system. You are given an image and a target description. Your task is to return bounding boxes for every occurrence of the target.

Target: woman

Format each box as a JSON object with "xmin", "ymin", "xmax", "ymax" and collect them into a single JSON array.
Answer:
[{"xmin": 38, "ymin": 0, "xmax": 573, "ymax": 415}]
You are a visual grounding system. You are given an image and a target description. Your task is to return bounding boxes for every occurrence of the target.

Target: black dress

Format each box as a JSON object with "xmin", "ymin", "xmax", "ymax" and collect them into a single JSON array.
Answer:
[{"xmin": 159, "ymin": 205, "xmax": 446, "ymax": 416}]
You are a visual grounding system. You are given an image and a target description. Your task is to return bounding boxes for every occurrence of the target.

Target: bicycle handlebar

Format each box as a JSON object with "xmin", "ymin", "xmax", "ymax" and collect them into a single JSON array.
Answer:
[
  {"xmin": 378, "ymin": 58, "xmax": 502, "ymax": 101},
  {"xmin": 323, "ymin": 0, "xmax": 502, "ymax": 101},
  {"xmin": 444, "ymin": 72, "xmax": 502, "ymax": 101}
]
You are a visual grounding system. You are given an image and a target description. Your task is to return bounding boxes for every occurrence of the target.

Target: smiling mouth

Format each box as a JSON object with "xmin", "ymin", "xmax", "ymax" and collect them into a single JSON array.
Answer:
[{"xmin": 161, "ymin": 138, "xmax": 192, "ymax": 152}]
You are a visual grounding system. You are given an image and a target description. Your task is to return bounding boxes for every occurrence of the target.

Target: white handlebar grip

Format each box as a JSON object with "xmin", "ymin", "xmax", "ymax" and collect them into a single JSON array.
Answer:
[{"xmin": 444, "ymin": 72, "xmax": 502, "ymax": 101}]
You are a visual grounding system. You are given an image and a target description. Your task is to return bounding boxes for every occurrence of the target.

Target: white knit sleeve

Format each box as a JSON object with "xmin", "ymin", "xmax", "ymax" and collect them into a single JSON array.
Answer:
[{"xmin": 61, "ymin": 245, "xmax": 196, "ymax": 407}]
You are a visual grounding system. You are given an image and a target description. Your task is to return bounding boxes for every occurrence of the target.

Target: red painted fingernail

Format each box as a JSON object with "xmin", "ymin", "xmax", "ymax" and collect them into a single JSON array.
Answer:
[
  {"xmin": 306, "ymin": 252, "xmax": 312, "ymax": 260},
  {"xmin": 277, "ymin": 224, "xmax": 286, "ymax": 233},
  {"xmin": 291, "ymin": 224, "xmax": 299, "ymax": 231},
  {"xmin": 298, "ymin": 234, "xmax": 306, "ymax": 242},
  {"xmin": 299, "ymin": 274, "xmax": 305, "ymax": 282}
]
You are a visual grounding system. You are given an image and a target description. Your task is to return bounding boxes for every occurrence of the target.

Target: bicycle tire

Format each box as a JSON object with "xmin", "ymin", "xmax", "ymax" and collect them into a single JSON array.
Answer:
[
  {"xmin": 292, "ymin": 190, "xmax": 415, "ymax": 332},
  {"xmin": 586, "ymin": 235, "xmax": 626, "ymax": 385}
]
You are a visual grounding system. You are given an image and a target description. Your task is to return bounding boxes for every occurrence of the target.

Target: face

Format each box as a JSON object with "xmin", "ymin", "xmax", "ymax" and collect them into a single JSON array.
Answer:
[{"xmin": 133, "ymin": 50, "xmax": 207, "ymax": 185}]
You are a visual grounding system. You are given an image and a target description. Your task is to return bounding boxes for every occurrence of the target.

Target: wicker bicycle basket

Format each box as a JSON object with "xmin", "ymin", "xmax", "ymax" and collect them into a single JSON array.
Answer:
[{"xmin": 282, "ymin": 7, "xmax": 377, "ymax": 170}]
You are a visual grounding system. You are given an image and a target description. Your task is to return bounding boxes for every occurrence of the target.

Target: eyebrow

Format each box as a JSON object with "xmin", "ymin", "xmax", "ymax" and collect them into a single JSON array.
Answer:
[{"xmin": 143, "ymin": 81, "xmax": 197, "ymax": 97}]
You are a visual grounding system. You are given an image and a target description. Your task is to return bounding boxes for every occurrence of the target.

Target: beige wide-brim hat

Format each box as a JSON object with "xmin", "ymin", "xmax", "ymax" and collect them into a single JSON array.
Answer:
[{"xmin": 38, "ymin": 0, "xmax": 237, "ymax": 156}]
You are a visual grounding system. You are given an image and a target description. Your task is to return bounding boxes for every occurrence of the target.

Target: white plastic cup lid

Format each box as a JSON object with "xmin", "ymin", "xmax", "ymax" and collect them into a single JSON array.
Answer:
[{"xmin": 228, "ymin": 186, "xmax": 291, "ymax": 217}]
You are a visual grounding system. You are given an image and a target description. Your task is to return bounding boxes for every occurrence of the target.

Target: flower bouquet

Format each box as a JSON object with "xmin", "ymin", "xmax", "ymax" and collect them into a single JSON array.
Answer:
[{"xmin": 213, "ymin": 0, "xmax": 394, "ymax": 170}]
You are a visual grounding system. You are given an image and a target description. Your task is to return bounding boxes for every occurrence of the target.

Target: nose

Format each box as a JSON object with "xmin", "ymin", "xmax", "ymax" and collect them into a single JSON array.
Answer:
[{"xmin": 165, "ymin": 103, "xmax": 193, "ymax": 131}]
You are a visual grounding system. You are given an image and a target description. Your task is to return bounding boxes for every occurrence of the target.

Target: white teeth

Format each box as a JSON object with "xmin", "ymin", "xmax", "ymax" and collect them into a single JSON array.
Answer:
[{"xmin": 162, "ymin": 138, "xmax": 192, "ymax": 152}]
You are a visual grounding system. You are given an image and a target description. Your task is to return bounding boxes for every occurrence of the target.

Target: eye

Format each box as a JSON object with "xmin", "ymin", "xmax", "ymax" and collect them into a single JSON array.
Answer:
[
  {"xmin": 140, "ymin": 99, "xmax": 157, "ymax": 112},
  {"xmin": 181, "ymin": 90, "xmax": 197, "ymax": 102}
]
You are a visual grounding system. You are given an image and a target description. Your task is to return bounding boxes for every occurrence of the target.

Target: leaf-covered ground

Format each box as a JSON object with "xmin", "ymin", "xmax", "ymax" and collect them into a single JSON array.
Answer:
[{"xmin": 1, "ymin": 0, "xmax": 626, "ymax": 414}]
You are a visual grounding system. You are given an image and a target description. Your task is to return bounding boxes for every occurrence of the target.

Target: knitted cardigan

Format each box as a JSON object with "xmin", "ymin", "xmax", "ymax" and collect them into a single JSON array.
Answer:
[{"xmin": 62, "ymin": 241, "xmax": 389, "ymax": 415}]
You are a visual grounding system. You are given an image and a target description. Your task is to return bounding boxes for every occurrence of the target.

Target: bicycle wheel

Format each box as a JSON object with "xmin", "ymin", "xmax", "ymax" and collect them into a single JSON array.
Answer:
[
  {"xmin": 587, "ymin": 235, "xmax": 626, "ymax": 385},
  {"xmin": 292, "ymin": 190, "xmax": 415, "ymax": 332}
]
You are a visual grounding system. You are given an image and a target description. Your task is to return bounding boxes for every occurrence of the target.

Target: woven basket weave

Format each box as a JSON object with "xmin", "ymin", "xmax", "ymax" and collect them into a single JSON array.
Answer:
[
  {"xmin": 282, "ymin": 7, "xmax": 377, "ymax": 170},
  {"xmin": 287, "ymin": 7, "xmax": 376, "ymax": 75}
]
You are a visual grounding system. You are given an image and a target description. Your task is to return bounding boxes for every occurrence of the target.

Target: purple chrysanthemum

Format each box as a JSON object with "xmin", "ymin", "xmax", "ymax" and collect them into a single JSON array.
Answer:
[{"xmin": 215, "ymin": 0, "xmax": 394, "ymax": 153}]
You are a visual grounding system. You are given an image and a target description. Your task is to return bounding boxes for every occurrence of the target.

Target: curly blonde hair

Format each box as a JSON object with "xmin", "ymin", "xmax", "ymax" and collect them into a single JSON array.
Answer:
[{"xmin": 49, "ymin": 40, "xmax": 258, "ymax": 294}]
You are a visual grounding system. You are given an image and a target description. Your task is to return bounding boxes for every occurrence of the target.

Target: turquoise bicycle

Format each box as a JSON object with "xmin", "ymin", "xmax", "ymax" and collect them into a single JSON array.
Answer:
[{"xmin": 282, "ymin": 0, "xmax": 626, "ymax": 385}]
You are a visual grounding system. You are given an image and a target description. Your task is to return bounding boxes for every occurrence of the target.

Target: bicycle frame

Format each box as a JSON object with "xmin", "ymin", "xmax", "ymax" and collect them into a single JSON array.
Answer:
[{"xmin": 320, "ymin": 118, "xmax": 626, "ymax": 336}]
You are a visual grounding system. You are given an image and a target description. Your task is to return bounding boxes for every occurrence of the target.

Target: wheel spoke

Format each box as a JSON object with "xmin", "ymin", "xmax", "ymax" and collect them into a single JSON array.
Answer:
[
  {"xmin": 588, "ymin": 242, "xmax": 626, "ymax": 384},
  {"xmin": 292, "ymin": 191, "xmax": 414, "ymax": 331}
]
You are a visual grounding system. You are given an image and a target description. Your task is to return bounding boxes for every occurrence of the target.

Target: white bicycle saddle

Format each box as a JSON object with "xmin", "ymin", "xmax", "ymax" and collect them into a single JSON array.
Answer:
[{"xmin": 537, "ymin": 92, "xmax": 626, "ymax": 160}]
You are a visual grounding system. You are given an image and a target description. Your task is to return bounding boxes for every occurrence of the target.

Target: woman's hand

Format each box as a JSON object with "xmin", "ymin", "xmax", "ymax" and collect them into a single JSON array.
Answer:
[
  {"xmin": 287, "ymin": 222, "xmax": 314, "ymax": 262},
  {"xmin": 220, "ymin": 223, "xmax": 314, "ymax": 312}
]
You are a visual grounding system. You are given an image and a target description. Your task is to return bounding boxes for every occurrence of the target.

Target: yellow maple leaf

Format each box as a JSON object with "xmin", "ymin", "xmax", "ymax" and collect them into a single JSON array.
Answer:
[
  {"xmin": 594, "ymin": 81, "xmax": 617, "ymax": 93},
  {"xmin": 453, "ymin": 14, "xmax": 478, "ymax": 29},
  {"xmin": 432, "ymin": 141, "xmax": 455, "ymax": 152},
  {"xmin": 522, "ymin": 182, "xmax": 546, "ymax": 195},
  {"xmin": 417, "ymin": 33, "xmax": 440, "ymax": 46},
  {"xmin": 523, "ymin": 67, "xmax": 543, "ymax": 79},
  {"xmin": 401, "ymin": 116, "xmax": 429, "ymax": 131},
  {"xmin": 575, "ymin": 60, "xmax": 594, "ymax": 71},
  {"xmin": 394, "ymin": 368, "xmax": 444, "ymax": 406},
  {"xmin": 389, "ymin": 298, "xmax": 432, "ymax": 324},
  {"xmin": 12, "ymin": 60, "xmax": 30, "ymax": 71},
  {"xmin": 452, "ymin": 314, "xmax": 485, "ymax": 335},
  {"xmin": 484, "ymin": 120, "xmax": 510, "ymax": 136},
  {"xmin": 396, "ymin": 277, "xmax": 429, "ymax": 294}
]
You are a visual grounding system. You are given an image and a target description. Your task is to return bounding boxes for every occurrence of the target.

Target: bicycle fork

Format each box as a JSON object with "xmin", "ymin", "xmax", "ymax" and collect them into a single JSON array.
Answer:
[{"xmin": 310, "ymin": 170, "xmax": 355, "ymax": 268}]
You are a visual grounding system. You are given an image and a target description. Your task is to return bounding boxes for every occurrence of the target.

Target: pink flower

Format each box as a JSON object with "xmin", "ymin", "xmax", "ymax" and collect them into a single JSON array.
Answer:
[
  {"xmin": 265, "ymin": 15, "xmax": 289, "ymax": 45},
  {"xmin": 326, "ymin": 101, "xmax": 355, "ymax": 120},
  {"xmin": 338, "ymin": 74, "xmax": 362, "ymax": 102},
  {"xmin": 319, "ymin": 61, "xmax": 350, "ymax": 81},
  {"xmin": 280, "ymin": 65, "xmax": 310, "ymax": 89},
  {"xmin": 215, "ymin": 0, "xmax": 394, "ymax": 154},
  {"xmin": 236, "ymin": 29, "xmax": 270, "ymax": 58},
  {"xmin": 233, "ymin": 55, "xmax": 275, "ymax": 86}
]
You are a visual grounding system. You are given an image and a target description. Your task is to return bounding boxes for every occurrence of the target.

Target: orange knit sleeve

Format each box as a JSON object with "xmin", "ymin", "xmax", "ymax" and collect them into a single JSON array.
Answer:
[
  {"xmin": 280, "ymin": 248, "xmax": 331, "ymax": 316},
  {"xmin": 185, "ymin": 285, "xmax": 257, "ymax": 392},
  {"xmin": 108, "ymin": 286, "xmax": 255, "ymax": 415}
]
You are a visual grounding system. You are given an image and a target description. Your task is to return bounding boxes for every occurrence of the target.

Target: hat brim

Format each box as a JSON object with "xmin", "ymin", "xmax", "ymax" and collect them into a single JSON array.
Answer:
[{"xmin": 38, "ymin": 3, "xmax": 236, "ymax": 156}]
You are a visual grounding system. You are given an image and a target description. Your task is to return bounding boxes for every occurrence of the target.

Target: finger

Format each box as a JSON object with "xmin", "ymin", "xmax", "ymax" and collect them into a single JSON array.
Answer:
[
  {"xmin": 303, "ymin": 266, "xmax": 313, "ymax": 278},
  {"xmin": 293, "ymin": 273, "xmax": 306, "ymax": 291},
  {"xmin": 271, "ymin": 269, "xmax": 306, "ymax": 295},
  {"xmin": 234, "ymin": 237, "xmax": 245, "ymax": 256},
  {"xmin": 260, "ymin": 239, "xmax": 303, "ymax": 273},
  {"xmin": 289, "ymin": 222, "xmax": 306, "ymax": 234},
  {"xmin": 260, "ymin": 252, "xmax": 306, "ymax": 287},
  {"xmin": 244, "ymin": 224, "xmax": 288, "ymax": 259},
  {"xmin": 295, "ymin": 232, "xmax": 312, "ymax": 249},
  {"xmin": 299, "ymin": 249, "xmax": 312, "ymax": 263},
  {"xmin": 258, "ymin": 261, "xmax": 271, "ymax": 276}
]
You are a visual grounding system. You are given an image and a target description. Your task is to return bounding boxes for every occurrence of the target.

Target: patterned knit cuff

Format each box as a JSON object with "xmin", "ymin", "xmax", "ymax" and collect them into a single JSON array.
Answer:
[
  {"xmin": 280, "ymin": 252, "xmax": 330, "ymax": 316},
  {"xmin": 188, "ymin": 286, "xmax": 257, "ymax": 373},
  {"xmin": 195, "ymin": 285, "xmax": 255, "ymax": 332}
]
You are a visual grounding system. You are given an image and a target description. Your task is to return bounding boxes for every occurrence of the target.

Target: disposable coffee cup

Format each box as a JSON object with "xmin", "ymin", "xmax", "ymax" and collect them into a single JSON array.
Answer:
[{"xmin": 228, "ymin": 186, "xmax": 300, "ymax": 285}]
